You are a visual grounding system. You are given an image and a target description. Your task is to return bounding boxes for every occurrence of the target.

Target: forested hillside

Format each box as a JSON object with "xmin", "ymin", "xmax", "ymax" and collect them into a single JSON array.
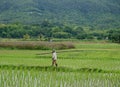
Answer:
[{"xmin": 0, "ymin": 0, "xmax": 120, "ymax": 29}]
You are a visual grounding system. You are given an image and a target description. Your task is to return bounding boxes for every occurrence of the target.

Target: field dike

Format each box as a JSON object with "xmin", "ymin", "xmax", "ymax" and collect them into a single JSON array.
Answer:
[{"xmin": 0, "ymin": 65, "xmax": 119, "ymax": 73}]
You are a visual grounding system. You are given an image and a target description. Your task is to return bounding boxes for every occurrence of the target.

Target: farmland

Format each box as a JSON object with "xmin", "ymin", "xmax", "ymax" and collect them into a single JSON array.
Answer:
[{"xmin": 0, "ymin": 41, "xmax": 120, "ymax": 87}]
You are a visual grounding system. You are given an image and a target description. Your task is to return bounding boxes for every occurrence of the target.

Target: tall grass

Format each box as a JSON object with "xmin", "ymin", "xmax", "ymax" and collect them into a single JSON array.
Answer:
[{"xmin": 0, "ymin": 41, "xmax": 75, "ymax": 50}]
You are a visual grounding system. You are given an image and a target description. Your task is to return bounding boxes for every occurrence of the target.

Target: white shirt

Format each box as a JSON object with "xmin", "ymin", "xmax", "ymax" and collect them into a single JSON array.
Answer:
[{"xmin": 52, "ymin": 52, "xmax": 57, "ymax": 60}]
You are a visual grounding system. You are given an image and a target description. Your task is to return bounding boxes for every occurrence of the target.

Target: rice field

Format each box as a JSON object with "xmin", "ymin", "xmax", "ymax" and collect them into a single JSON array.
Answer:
[
  {"xmin": 0, "ymin": 69, "xmax": 120, "ymax": 87},
  {"xmin": 0, "ymin": 42, "xmax": 120, "ymax": 87}
]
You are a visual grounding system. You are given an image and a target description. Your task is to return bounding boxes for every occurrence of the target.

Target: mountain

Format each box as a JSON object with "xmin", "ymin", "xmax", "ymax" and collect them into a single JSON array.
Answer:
[{"xmin": 0, "ymin": 0, "xmax": 120, "ymax": 29}]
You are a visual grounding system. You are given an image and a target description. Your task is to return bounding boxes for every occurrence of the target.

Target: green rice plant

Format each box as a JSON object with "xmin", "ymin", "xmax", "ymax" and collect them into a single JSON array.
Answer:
[
  {"xmin": 0, "ymin": 42, "xmax": 120, "ymax": 87},
  {"xmin": 75, "ymin": 43, "xmax": 120, "ymax": 50},
  {"xmin": 0, "ymin": 69, "xmax": 120, "ymax": 87}
]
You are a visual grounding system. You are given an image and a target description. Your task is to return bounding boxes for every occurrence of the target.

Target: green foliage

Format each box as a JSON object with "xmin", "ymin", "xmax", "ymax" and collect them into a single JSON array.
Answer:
[
  {"xmin": 0, "ymin": 23, "xmax": 112, "ymax": 41},
  {"xmin": 107, "ymin": 29, "xmax": 120, "ymax": 43},
  {"xmin": 23, "ymin": 34, "xmax": 30, "ymax": 40},
  {"xmin": 0, "ymin": 0, "xmax": 120, "ymax": 41},
  {"xmin": 0, "ymin": 0, "xmax": 119, "ymax": 29},
  {"xmin": 53, "ymin": 32, "xmax": 71, "ymax": 38}
]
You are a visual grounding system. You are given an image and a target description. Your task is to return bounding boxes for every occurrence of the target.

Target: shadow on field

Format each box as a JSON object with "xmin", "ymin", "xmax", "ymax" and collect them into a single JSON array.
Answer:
[{"xmin": 0, "ymin": 65, "xmax": 119, "ymax": 73}]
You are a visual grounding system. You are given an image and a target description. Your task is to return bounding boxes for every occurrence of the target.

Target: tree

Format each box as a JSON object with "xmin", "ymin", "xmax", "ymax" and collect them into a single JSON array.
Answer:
[
  {"xmin": 23, "ymin": 34, "xmax": 30, "ymax": 40},
  {"xmin": 76, "ymin": 33, "xmax": 87, "ymax": 40},
  {"xmin": 108, "ymin": 29, "xmax": 120, "ymax": 43},
  {"xmin": 72, "ymin": 26, "xmax": 85, "ymax": 35},
  {"xmin": 38, "ymin": 34, "xmax": 43, "ymax": 41},
  {"xmin": 53, "ymin": 32, "xmax": 71, "ymax": 38}
]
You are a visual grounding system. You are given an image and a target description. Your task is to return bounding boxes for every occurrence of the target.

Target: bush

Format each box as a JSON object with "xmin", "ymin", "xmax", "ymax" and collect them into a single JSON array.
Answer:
[{"xmin": 108, "ymin": 29, "xmax": 120, "ymax": 43}]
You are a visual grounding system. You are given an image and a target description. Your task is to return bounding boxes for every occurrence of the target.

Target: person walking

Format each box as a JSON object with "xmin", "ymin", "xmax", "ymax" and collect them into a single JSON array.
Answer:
[{"xmin": 52, "ymin": 49, "xmax": 58, "ymax": 67}]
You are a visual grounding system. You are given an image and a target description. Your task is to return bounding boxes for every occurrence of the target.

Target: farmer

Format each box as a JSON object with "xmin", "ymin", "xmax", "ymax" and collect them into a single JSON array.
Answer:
[{"xmin": 52, "ymin": 49, "xmax": 58, "ymax": 67}]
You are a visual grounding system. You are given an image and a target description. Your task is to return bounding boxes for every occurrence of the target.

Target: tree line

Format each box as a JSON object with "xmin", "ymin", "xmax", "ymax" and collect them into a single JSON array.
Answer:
[{"xmin": 0, "ymin": 21, "xmax": 119, "ymax": 43}]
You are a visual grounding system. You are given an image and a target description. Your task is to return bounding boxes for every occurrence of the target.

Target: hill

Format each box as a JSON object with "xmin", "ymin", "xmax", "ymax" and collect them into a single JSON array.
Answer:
[{"xmin": 0, "ymin": 0, "xmax": 120, "ymax": 29}]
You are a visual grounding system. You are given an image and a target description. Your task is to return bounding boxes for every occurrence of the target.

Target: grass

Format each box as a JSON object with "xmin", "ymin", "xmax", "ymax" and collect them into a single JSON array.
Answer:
[
  {"xmin": 0, "ymin": 41, "xmax": 75, "ymax": 50},
  {"xmin": 0, "ymin": 70, "xmax": 120, "ymax": 87},
  {"xmin": 0, "ymin": 41, "xmax": 120, "ymax": 87}
]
